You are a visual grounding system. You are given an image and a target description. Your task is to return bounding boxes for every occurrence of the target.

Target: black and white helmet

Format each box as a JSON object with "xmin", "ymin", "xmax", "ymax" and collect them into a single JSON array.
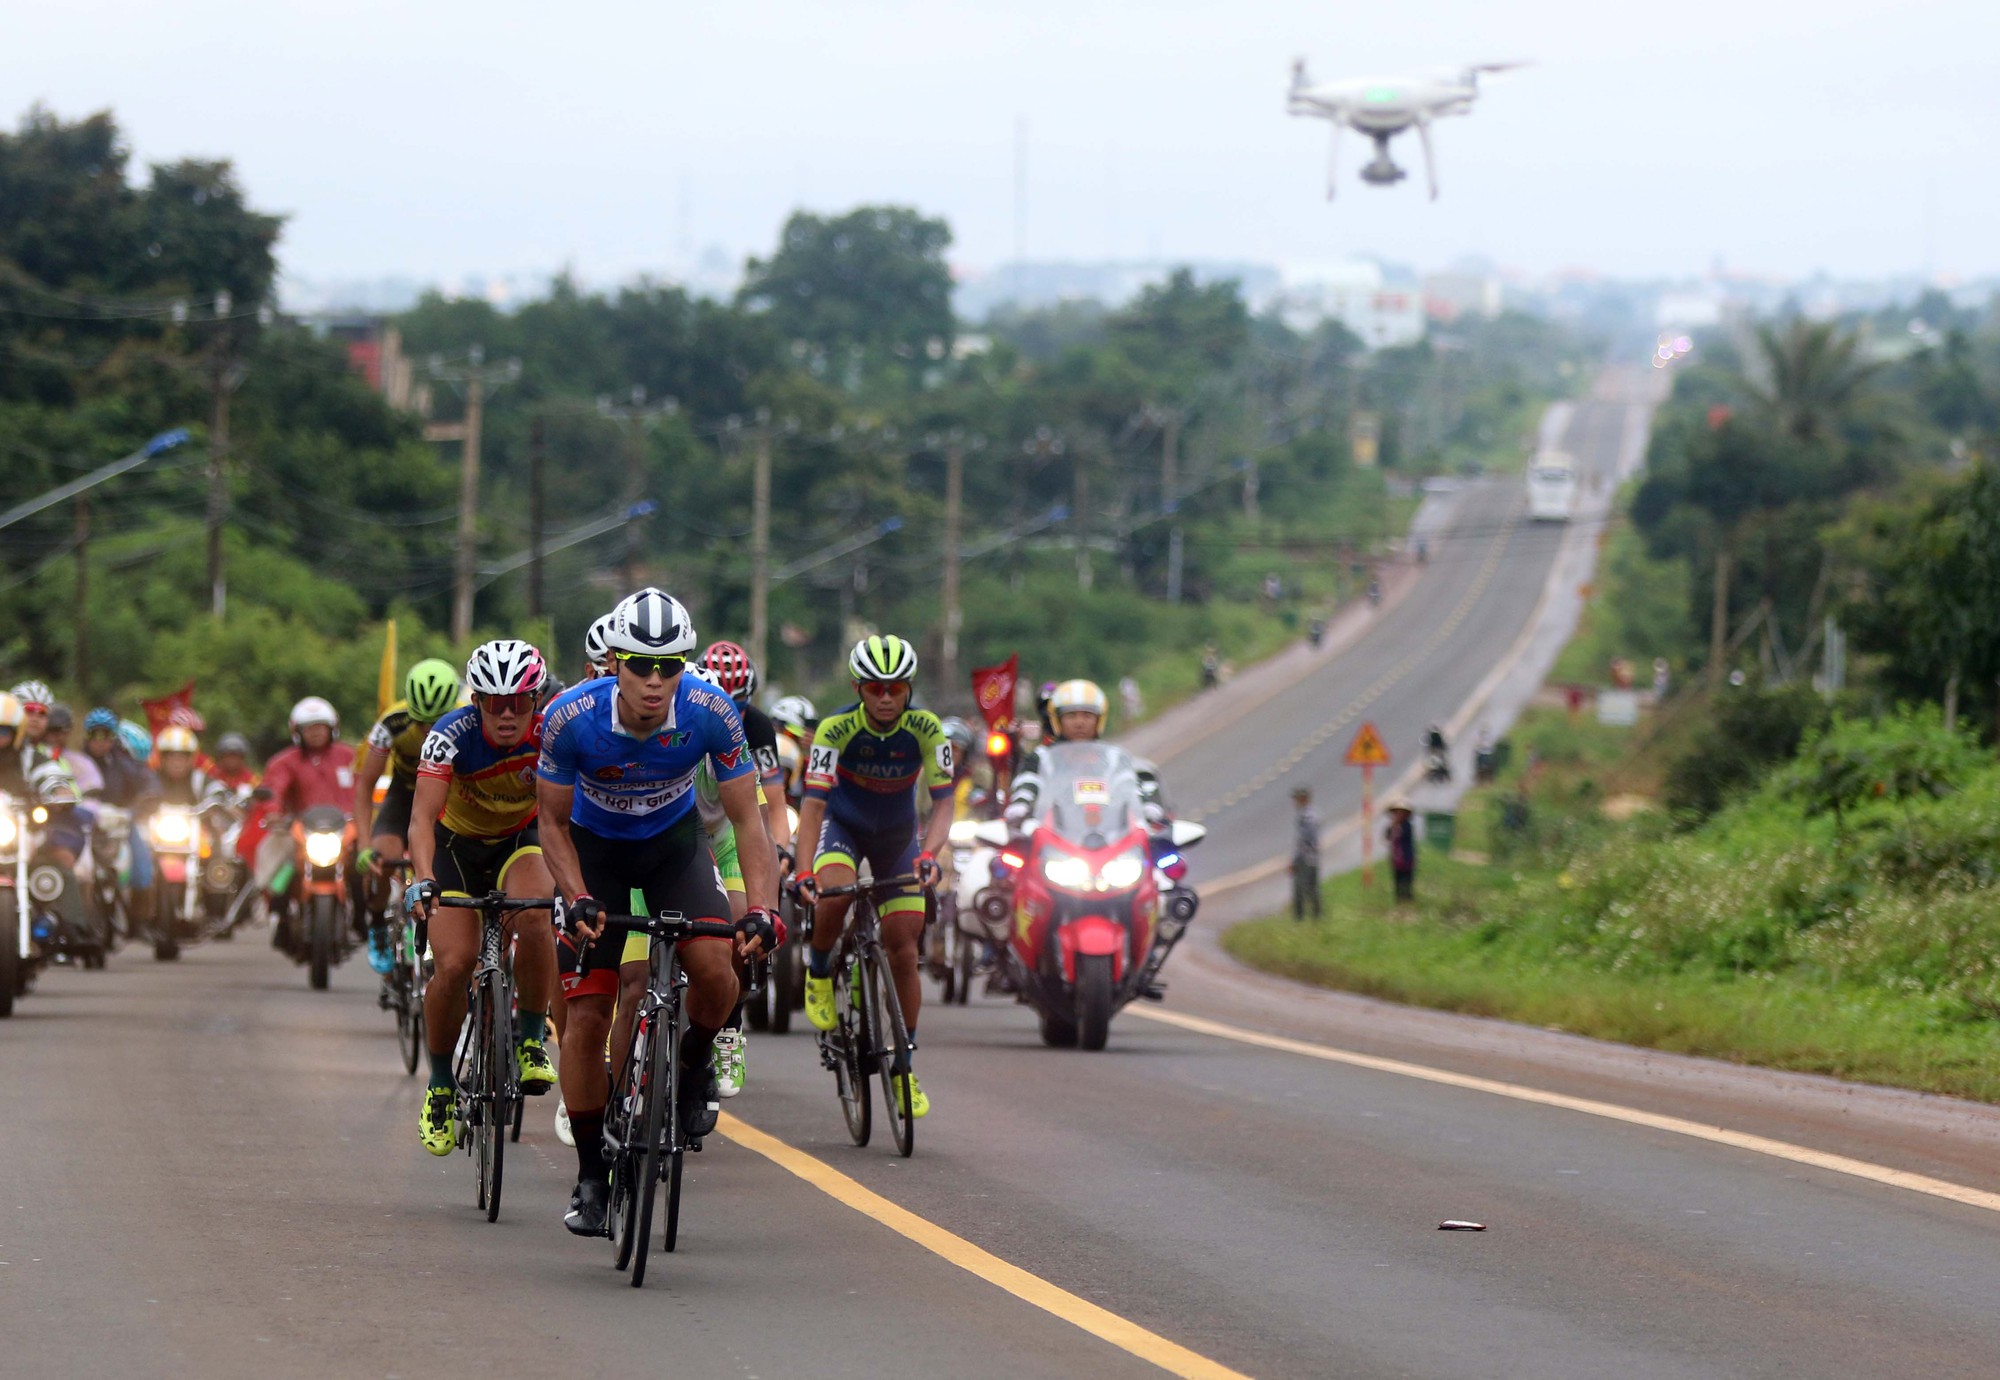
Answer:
[
  {"xmin": 583, "ymin": 612, "xmax": 616, "ymax": 672},
  {"xmin": 604, "ymin": 587, "xmax": 696, "ymax": 658},
  {"xmin": 465, "ymin": 639, "xmax": 549, "ymax": 697}
]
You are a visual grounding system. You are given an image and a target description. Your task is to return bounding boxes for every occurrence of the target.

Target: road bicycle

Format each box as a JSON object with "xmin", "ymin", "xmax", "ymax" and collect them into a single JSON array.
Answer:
[
  {"xmin": 436, "ymin": 891, "xmax": 554, "ymax": 1222},
  {"xmin": 583, "ymin": 909, "xmax": 741, "ymax": 1288},
  {"xmin": 813, "ymin": 874, "xmax": 932, "ymax": 1159}
]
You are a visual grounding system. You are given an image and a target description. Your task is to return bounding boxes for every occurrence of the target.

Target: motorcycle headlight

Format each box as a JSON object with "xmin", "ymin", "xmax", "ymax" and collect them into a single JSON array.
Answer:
[
  {"xmin": 150, "ymin": 808, "xmax": 193, "ymax": 847},
  {"xmin": 948, "ymin": 819, "xmax": 980, "ymax": 846},
  {"xmin": 1042, "ymin": 853, "xmax": 1092, "ymax": 889},
  {"xmin": 0, "ymin": 813, "xmax": 16, "ymax": 851},
  {"xmin": 1099, "ymin": 851, "xmax": 1145, "ymax": 890},
  {"xmin": 305, "ymin": 831, "xmax": 345, "ymax": 868},
  {"xmin": 32, "ymin": 806, "xmax": 49, "ymax": 825}
]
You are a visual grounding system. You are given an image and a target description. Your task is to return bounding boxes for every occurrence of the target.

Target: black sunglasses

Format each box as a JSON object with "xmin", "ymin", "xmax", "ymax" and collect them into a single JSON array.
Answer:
[{"xmin": 615, "ymin": 652, "xmax": 686, "ymax": 680}]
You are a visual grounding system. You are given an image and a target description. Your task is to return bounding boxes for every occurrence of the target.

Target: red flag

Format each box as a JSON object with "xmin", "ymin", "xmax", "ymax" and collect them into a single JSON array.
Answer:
[
  {"xmin": 970, "ymin": 654, "xmax": 1018, "ymax": 730},
  {"xmin": 141, "ymin": 681, "xmax": 204, "ymax": 738}
]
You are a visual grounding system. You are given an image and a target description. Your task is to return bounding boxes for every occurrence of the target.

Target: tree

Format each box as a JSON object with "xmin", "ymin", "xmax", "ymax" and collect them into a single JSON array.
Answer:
[
  {"xmin": 739, "ymin": 206, "xmax": 953, "ymax": 370},
  {"xmin": 1739, "ymin": 318, "xmax": 1883, "ymax": 446}
]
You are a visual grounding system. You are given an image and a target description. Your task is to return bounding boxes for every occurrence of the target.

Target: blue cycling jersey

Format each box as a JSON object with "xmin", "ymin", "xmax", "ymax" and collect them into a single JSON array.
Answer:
[{"xmin": 537, "ymin": 674, "xmax": 752, "ymax": 841}]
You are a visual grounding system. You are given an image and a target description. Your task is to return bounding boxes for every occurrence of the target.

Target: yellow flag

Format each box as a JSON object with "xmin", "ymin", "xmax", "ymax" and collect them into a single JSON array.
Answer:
[{"xmin": 376, "ymin": 619, "xmax": 399, "ymax": 717}]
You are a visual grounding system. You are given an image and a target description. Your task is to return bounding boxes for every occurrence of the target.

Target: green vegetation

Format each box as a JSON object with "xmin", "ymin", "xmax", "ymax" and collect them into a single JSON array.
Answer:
[
  {"xmin": 1234, "ymin": 305, "xmax": 2000, "ymax": 1102},
  {"xmin": 0, "ymin": 105, "xmax": 1580, "ymax": 748}
]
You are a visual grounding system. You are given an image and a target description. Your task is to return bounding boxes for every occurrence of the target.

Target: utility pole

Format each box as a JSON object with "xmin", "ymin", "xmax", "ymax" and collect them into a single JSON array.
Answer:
[
  {"xmin": 72, "ymin": 494, "xmax": 90, "ymax": 697},
  {"xmin": 1161, "ymin": 408, "xmax": 1180, "ymax": 513},
  {"xmin": 1166, "ymin": 525, "xmax": 1184, "ymax": 605},
  {"xmin": 750, "ymin": 414, "xmax": 773, "ymax": 674},
  {"xmin": 597, "ymin": 387, "xmax": 678, "ymax": 593},
  {"xmin": 939, "ymin": 432, "xmax": 983, "ymax": 691},
  {"xmin": 1709, "ymin": 547, "xmax": 1732, "ymax": 691},
  {"xmin": 205, "ymin": 291, "xmax": 247, "ymax": 619},
  {"xmin": 1073, "ymin": 442, "xmax": 1092, "ymax": 592},
  {"xmin": 424, "ymin": 347, "xmax": 520, "ymax": 644},
  {"xmin": 528, "ymin": 416, "xmax": 546, "ymax": 620}
]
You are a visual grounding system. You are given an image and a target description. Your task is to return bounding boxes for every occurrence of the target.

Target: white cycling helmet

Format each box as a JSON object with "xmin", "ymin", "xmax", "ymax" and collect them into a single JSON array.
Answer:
[
  {"xmin": 289, "ymin": 696, "xmax": 340, "ymax": 739},
  {"xmin": 465, "ymin": 639, "xmax": 549, "ymax": 697},
  {"xmin": 604, "ymin": 587, "xmax": 696, "ymax": 658},
  {"xmin": 30, "ymin": 760, "xmax": 80, "ymax": 807},
  {"xmin": 10, "ymin": 680, "xmax": 53, "ymax": 710},
  {"xmin": 769, "ymin": 694, "xmax": 817, "ymax": 735},
  {"xmin": 583, "ymin": 612, "xmax": 616, "ymax": 672},
  {"xmin": 847, "ymin": 633, "xmax": 918, "ymax": 683}
]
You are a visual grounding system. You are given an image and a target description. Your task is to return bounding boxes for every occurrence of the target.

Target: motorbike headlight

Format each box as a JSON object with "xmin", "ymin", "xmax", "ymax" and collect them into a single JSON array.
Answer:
[
  {"xmin": 150, "ymin": 808, "xmax": 193, "ymax": 847},
  {"xmin": 0, "ymin": 814, "xmax": 16, "ymax": 850},
  {"xmin": 948, "ymin": 819, "xmax": 980, "ymax": 846},
  {"xmin": 32, "ymin": 806, "xmax": 49, "ymax": 825},
  {"xmin": 1042, "ymin": 853, "xmax": 1093, "ymax": 889},
  {"xmin": 305, "ymin": 830, "xmax": 345, "ymax": 868},
  {"xmin": 1099, "ymin": 851, "xmax": 1145, "ymax": 890}
]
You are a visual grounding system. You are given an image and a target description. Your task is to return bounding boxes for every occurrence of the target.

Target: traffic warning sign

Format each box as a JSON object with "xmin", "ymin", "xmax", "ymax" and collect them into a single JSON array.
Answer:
[{"xmin": 1344, "ymin": 721, "xmax": 1392, "ymax": 768}]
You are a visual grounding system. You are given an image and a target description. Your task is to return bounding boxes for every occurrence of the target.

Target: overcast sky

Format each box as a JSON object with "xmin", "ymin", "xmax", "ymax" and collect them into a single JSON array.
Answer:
[{"xmin": 8, "ymin": 0, "xmax": 1995, "ymax": 290}]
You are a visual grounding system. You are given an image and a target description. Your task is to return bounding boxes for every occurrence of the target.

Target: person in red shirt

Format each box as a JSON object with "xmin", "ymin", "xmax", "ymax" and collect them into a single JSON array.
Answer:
[{"xmin": 257, "ymin": 697, "xmax": 358, "ymax": 952}]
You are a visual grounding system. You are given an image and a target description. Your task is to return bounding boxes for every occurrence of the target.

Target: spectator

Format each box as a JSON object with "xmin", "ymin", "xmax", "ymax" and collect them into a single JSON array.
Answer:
[
  {"xmin": 1290, "ymin": 787, "xmax": 1321, "ymax": 920},
  {"xmin": 1383, "ymin": 798, "xmax": 1417, "ymax": 903}
]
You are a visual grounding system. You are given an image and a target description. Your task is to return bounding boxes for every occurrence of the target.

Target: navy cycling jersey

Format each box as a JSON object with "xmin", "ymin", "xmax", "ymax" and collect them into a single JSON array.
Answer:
[
  {"xmin": 537, "ymin": 673, "xmax": 752, "ymax": 840},
  {"xmin": 803, "ymin": 702, "xmax": 953, "ymax": 838}
]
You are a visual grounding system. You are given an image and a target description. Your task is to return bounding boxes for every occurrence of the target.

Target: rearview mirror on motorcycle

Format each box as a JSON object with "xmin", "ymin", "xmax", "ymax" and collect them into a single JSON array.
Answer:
[{"xmin": 1167, "ymin": 819, "xmax": 1207, "ymax": 849}]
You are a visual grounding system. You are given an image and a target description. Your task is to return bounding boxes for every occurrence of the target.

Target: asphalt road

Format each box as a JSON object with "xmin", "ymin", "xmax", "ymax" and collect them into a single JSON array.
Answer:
[{"xmin": 6, "ymin": 370, "xmax": 2000, "ymax": 1378}]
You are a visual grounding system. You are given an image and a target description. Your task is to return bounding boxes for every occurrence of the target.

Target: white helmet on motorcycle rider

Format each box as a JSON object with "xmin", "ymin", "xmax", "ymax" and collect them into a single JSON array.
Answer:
[
  {"xmin": 156, "ymin": 724, "xmax": 199, "ymax": 756},
  {"xmin": 29, "ymin": 759, "xmax": 81, "ymax": 807},
  {"xmin": 289, "ymin": 696, "xmax": 339, "ymax": 746},
  {"xmin": 1047, "ymin": 679, "xmax": 1109, "ymax": 741}
]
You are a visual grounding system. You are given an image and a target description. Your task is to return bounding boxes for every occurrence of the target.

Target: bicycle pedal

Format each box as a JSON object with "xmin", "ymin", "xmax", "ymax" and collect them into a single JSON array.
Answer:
[{"xmin": 1140, "ymin": 984, "xmax": 1167, "ymax": 1001}]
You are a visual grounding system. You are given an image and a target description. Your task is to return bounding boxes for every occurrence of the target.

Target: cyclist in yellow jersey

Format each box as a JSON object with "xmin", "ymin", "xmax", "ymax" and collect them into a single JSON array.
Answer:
[
  {"xmin": 356, "ymin": 659, "xmax": 461, "ymax": 975},
  {"xmin": 404, "ymin": 640, "xmax": 558, "ymax": 1155}
]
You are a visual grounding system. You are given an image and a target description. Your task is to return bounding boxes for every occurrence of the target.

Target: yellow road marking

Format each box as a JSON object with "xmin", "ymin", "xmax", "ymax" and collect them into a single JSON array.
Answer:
[
  {"xmin": 1127, "ymin": 1007, "xmax": 2000, "ymax": 1215},
  {"xmin": 717, "ymin": 1113, "xmax": 1253, "ymax": 1380}
]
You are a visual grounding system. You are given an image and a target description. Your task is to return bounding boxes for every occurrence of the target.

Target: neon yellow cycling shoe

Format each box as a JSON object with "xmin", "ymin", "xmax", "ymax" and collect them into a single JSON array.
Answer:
[
  {"xmin": 518, "ymin": 1038, "xmax": 557, "ymax": 1095},
  {"xmin": 419, "ymin": 1088, "xmax": 456, "ymax": 1156},
  {"xmin": 804, "ymin": 973, "xmax": 836, "ymax": 1031},
  {"xmin": 891, "ymin": 1071, "xmax": 930, "ymax": 1118}
]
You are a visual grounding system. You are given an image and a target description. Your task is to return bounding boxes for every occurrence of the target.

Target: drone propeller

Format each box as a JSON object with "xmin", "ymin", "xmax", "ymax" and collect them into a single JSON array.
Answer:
[{"xmin": 1467, "ymin": 60, "xmax": 1531, "ymax": 77}]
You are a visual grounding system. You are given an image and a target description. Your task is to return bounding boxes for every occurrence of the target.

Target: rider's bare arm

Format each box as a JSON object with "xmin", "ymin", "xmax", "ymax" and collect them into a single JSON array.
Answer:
[
  {"xmin": 719, "ymin": 772, "xmax": 779, "ymax": 926},
  {"xmin": 534, "ymin": 777, "xmax": 590, "ymax": 919},
  {"xmin": 354, "ymin": 744, "xmax": 389, "ymax": 833},
  {"xmin": 408, "ymin": 773, "xmax": 447, "ymax": 885}
]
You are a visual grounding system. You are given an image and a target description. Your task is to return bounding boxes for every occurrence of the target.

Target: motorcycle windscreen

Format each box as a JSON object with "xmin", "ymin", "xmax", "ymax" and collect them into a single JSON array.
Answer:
[{"xmin": 1035, "ymin": 742, "xmax": 1144, "ymax": 850}]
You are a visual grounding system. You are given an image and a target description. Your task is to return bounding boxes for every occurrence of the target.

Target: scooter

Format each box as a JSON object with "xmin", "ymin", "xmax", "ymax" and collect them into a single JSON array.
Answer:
[{"xmin": 975, "ymin": 742, "xmax": 1204, "ymax": 1051}]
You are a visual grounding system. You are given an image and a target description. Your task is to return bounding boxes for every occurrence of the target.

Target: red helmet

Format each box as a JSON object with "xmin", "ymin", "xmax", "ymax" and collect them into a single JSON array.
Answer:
[{"xmin": 697, "ymin": 641, "xmax": 757, "ymax": 704}]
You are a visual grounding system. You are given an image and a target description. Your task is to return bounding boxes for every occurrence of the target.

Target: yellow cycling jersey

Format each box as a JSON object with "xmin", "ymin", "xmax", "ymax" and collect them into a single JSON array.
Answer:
[{"xmin": 366, "ymin": 699, "xmax": 435, "ymax": 788}]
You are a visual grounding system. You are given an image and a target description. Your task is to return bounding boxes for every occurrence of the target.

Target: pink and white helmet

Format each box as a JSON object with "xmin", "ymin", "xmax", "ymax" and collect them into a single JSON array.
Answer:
[{"xmin": 465, "ymin": 639, "xmax": 549, "ymax": 697}]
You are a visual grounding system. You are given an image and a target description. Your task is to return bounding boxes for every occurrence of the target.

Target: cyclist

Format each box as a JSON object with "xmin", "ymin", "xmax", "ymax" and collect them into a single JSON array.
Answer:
[
  {"xmin": 355, "ymin": 659, "xmax": 462, "ymax": 976},
  {"xmin": 793, "ymin": 635, "xmax": 953, "ymax": 1118},
  {"xmin": 580, "ymin": 612, "xmax": 615, "ymax": 681},
  {"xmin": 691, "ymin": 643, "xmax": 792, "ymax": 1099},
  {"xmin": 768, "ymin": 694, "xmax": 817, "ymax": 807},
  {"xmin": 535, "ymin": 588, "xmax": 781, "ymax": 1236},
  {"xmin": 405, "ymin": 639, "xmax": 559, "ymax": 1156}
]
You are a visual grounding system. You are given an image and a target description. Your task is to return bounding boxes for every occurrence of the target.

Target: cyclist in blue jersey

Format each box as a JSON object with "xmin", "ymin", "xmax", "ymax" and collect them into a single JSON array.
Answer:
[
  {"xmin": 793, "ymin": 634, "xmax": 954, "ymax": 1118},
  {"xmin": 535, "ymin": 588, "xmax": 782, "ymax": 1237}
]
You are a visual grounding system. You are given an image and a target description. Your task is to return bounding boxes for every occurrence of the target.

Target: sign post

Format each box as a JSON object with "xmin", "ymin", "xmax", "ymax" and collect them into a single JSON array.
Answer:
[{"xmin": 1344, "ymin": 722, "xmax": 1392, "ymax": 889}]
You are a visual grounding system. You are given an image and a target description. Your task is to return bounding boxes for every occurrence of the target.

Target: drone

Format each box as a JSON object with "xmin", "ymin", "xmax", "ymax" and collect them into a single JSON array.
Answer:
[{"xmin": 1286, "ymin": 59, "xmax": 1526, "ymax": 200}]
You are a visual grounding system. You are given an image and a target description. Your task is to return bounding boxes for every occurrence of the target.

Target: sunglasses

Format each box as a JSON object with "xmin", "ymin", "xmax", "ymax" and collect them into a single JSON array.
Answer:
[
  {"xmin": 858, "ymin": 680, "xmax": 910, "ymax": 695},
  {"xmin": 616, "ymin": 652, "xmax": 686, "ymax": 680},
  {"xmin": 479, "ymin": 692, "xmax": 536, "ymax": 715}
]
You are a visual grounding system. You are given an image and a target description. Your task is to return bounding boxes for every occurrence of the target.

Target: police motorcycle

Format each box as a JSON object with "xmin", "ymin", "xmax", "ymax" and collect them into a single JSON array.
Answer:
[
  {"xmin": 974, "ymin": 742, "xmax": 1205, "ymax": 1050},
  {"xmin": 291, "ymin": 804, "xmax": 356, "ymax": 991}
]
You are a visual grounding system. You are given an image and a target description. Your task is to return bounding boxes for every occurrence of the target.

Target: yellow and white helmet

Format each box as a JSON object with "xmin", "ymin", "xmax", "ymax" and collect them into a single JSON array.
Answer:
[
  {"xmin": 156, "ymin": 725, "xmax": 199, "ymax": 755},
  {"xmin": 1048, "ymin": 679, "xmax": 1109, "ymax": 724}
]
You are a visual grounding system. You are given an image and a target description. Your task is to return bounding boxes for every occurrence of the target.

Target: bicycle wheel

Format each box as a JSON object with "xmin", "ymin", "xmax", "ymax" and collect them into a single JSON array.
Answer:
[
  {"xmin": 401, "ymin": 944, "xmax": 425, "ymax": 1077},
  {"xmin": 865, "ymin": 940, "xmax": 916, "ymax": 1158},
  {"xmin": 629, "ymin": 1003, "xmax": 673, "ymax": 1289},
  {"xmin": 609, "ymin": 1020, "xmax": 644, "ymax": 1271},
  {"xmin": 662, "ymin": 1145, "xmax": 684, "ymax": 1252},
  {"xmin": 465, "ymin": 991, "xmax": 490, "ymax": 1211},
  {"xmin": 833, "ymin": 951, "xmax": 871, "ymax": 1147},
  {"xmin": 484, "ymin": 972, "xmax": 513, "ymax": 1222}
]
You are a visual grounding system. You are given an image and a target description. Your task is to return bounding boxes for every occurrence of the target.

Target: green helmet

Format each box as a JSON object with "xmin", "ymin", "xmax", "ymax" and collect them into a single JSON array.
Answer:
[{"xmin": 405, "ymin": 658, "xmax": 461, "ymax": 722}]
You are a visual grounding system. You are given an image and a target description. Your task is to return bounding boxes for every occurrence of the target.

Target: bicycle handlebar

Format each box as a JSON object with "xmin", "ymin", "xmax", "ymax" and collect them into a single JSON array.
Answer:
[
  {"xmin": 568, "ymin": 913, "xmax": 743, "ymax": 977},
  {"xmin": 807, "ymin": 873, "xmax": 931, "ymax": 900},
  {"xmin": 436, "ymin": 893, "xmax": 556, "ymax": 914}
]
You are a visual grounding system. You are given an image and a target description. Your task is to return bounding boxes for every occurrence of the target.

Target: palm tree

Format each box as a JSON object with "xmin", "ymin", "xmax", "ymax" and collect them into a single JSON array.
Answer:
[{"xmin": 1737, "ymin": 319, "xmax": 1882, "ymax": 445}]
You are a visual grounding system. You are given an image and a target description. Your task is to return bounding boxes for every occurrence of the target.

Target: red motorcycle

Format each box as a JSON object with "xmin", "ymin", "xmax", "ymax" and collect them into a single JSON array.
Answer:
[{"xmin": 978, "ymin": 743, "xmax": 1198, "ymax": 1050}]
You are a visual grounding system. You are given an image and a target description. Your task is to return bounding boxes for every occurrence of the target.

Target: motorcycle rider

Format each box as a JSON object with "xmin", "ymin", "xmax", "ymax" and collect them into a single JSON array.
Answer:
[
  {"xmin": 355, "ymin": 659, "xmax": 462, "ymax": 976},
  {"xmin": 155, "ymin": 725, "xmax": 208, "ymax": 806},
  {"xmin": 42, "ymin": 704, "xmax": 102, "ymax": 795},
  {"xmin": 1005, "ymin": 680, "xmax": 1162, "ymax": 826},
  {"xmin": 0, "ymin": 692, "xmax": 27, "ymax": 798},
  {"xmin": 211, "ymin": 733, "xmax": 259, "ymax": 793},
  {"xmin": 1423, "ymin": 723, "xmax": 1451, "ymax": 783},
  {"xmin": 259, "ymin": 697, "xmax": 357, "ymax": 954},
  {"xmin": 81, "ymin": 708, "xmax": 162, "ymax": 931},
  {"xmin": 8, "ymin": 681, "xmax": 53, "ymax": 769}
]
